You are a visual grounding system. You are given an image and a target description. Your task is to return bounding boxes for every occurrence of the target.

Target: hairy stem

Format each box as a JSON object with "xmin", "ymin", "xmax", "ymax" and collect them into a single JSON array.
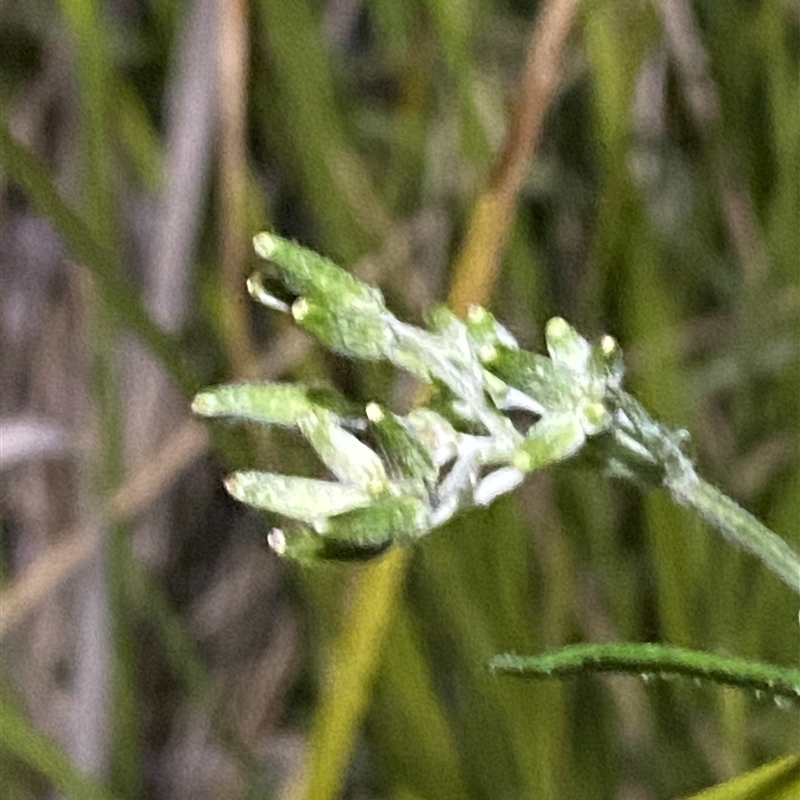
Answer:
[
  {"xmin": 669, "ymin": 471, "xmax": 800, "ymax": 596},
  {"xmin": 491, "ymin": 643, "xmax": 800, "ymax": 701}
]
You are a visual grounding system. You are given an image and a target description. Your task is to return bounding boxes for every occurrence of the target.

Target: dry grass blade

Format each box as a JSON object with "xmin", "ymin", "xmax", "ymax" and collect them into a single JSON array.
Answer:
[
  {"xmin": 655, "ymin": 0, "xmax": 768, "ymax": 284},
  {"xmin": 448, "ymin": 0, "xmax": 582, "ymax": 315},
  {"xmin": 0, "ymin": 420, "xmax": 208, "ymax": 638}
]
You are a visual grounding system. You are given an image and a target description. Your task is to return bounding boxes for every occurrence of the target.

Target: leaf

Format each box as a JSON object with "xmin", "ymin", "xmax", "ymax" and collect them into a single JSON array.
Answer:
[
  {"xmin": 426, "ymin": 304, "xmax": 463, "ymax": 335},
  {"xmin": 464, "ymin": 304, "xmax": 519, "ymax": 356},
  {"xmin": 291, "ymin": 295, "xmax": 395, "ymax": 360},
  {"xmin": 321, "ymin": 494, "xmax": 429, "ymax": 546},
  {"xmin": 512, "ymin": 412, "xmax": 586, "ymax": 473},
  {"xmin": 192, "ymin": 383, "xmax": 317, "ymax": 425},
  {"xmin": 224, "ymin": 472, "xmax": 372, "ymax": 522},
  {"xmin": 298, "ymin": 411, "xmax": 388, "ymax": 492},
  {"xmin": 490, "ymin": 643, "xmax": 800, "ymax": 701},
  {"xmin": 266, "ymin": 526, "xmax": 392, "ymax": 565},
  {"xmin": 253, "ymin": 232, "xmax": 379, "ymax": 307},
  {"xmin": 473, "ymin": 466, "xmax": 525, "ymax": 506},
  {"xmin": 0, "ymin": 125, "xmax": 194, "ymax": 395},
  {"xmin": 404, "ymin": 408, "xmax": 459, "ymax": 467},
  {"xmin": 251, "ymin": 233, "xmax": 396, "ymax": 360},
  {"xmin": 678, "ymin": 756, "xmax": 799, "ymax": 800},
  {"xmin": 192, "ymin": 382, "xmax": 360, "ymax": 427},
  {"xmin": 366, "ymin": 403, "xmax": 437, "ymax": 483},
  {"xmin": 0, "ymin": 695, "xmax": 120, "ymax": 800},
  {"xmin": 544, "ymin": 317, "xmax": 593, "ymax": 373},
  {"xmin": 480, "ymin": 347, "xmax": 566, "ymax": 412},
  {"xmin": 245, "ymin": 272, "xmax": 292, "ymax": 313}
]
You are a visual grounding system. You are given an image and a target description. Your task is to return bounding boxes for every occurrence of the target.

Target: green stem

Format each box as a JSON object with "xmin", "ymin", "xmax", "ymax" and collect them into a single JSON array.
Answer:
[
  {"xmin": 0, "ymin": 126, "xmax": 195, "ymax": 395},
  {"xmin": 668, "ymin": 472, "xmax": 800, "ymax": 596},
  {"xmin": 491, "ymin": 643, "xmax": 800, "ymax": 701},
  {"xmin": 611, "ymin": 389, "xmax": 800, "ymax": 596},
  {"xmin": 0, "ymin": 694, "xmax": 121, "ymax": 800}
]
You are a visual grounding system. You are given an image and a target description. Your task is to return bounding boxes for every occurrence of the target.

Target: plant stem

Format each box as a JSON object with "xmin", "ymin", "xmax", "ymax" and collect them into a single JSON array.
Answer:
[
  {"xmin": 491, "ymin": 643, "xmax": 800, "ymax": 700},
  {"xmin": 668, "ymin": 471, "xmax": 800, "ymax": 595}
]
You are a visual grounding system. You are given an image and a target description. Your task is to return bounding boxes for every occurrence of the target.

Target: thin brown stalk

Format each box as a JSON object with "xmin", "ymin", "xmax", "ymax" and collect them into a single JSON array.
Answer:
[
  {"xmin": 218, "ymin": 0, "xmax": 259, "ymax": 378},
  {"xmin": 655, "ymin": 0, "xmax": 768, "ymax": 284},
  {"xmin": 448, "ymin": 0, "xmax": 582, "ymax": 315}
]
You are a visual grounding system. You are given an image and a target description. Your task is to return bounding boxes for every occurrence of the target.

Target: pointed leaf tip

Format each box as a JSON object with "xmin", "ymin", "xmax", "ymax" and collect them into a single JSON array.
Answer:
[{"xmin": 545, "ymin": 317, "xmax": 592, "ymax": 373}]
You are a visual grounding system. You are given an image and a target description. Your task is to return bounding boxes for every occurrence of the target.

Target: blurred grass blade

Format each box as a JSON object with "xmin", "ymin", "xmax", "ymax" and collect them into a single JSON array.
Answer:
[
  {"xmin": 253, "ymin": 0, "xmax": 373, "ymax": 260},
  {"xmin": 0, "ymin": 695, "xmax": 120, "ymax": 800},
  {"xmin": 126, "ymin": 564, "xmax": 268, "ymax": 792},
  {"xmin": 0, "ymin": 126, "xmax": 195, "ymax": 395},
  {"xmin": 289, "ymin": 548, "xmax": 410, "ymax": 800},
  {"xmin": 679, "ymin": 756, "xmax": 800, "ymax": 800}
]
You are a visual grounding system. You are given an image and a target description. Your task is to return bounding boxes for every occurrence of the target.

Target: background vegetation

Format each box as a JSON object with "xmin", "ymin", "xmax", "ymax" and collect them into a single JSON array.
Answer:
[{"xmin": 1, "ymin": 0, "xmax": 798, "ymax": 798}]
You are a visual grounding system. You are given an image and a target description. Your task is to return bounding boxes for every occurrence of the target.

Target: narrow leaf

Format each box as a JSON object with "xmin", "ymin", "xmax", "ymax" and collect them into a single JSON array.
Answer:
[
  {"xmin": 321, "ymin": 494, "xmax": 429, "ymax": 546},
  {"xmin": 291, "ymin": 296, "xmax": 394, "ymax": 360},
  {"xmin": 0, "ymin": 696, "xmax": 120, "ymax": 800},
  {"xmin": 366, "ymin": 403, "xmax": 437, "ymax": 483},
  {"xmin": 404, "ymin": 409, "xmax": 459, "ymax": 467},
  {"xmin": 0, "ymin": 126, "xmax": 194, "ymax": 394},
  {"xmin": 491, "ymin": 643, "xmax": 800, "ymax": 701},
  {"xmin": 246, "ymin": 272, "xmax": 292, "ymax": 312},
  {"xmin": 512, "ymin": 412, "xmax": 586, "ymax": 473},
  {"xmin": 545, "ymin": 317, "xmax": 593, "ymax": 373},
  {"xmin": 465, "ymin": 304, "xmax": 519, "ymax": 355},
  {"xmin": 298, "ymin": 410, "xmax": 388, "ymax": 492},
  {"xmin": 224, "ymin": 472, "xmax": 372, "ymax": 522},
  {"xmin": 481, "ymin": 347, "xmax": 566, "ymax": 411},
  {"xmin": 254, "ymin": 232, "xmax": 378, "ymax": 306},
  {"xmin": 474, "ymin": 466, "xmax": 525, "ymax": 506},
  {"xmin": 192, "ymin": 383, "xmax": 316, "ymax": 425},
  {"xmin": 267, "ymin": 526, "xmax": 391, "ymax": 565},
  {"xmin": 679, "ymin": 756, "xmax": 799, "ymax": 800}
]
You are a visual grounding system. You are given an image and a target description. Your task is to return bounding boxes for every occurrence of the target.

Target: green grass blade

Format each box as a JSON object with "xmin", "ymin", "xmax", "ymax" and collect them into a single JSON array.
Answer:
[
  {"xmin": 680, "ymin": 756, "xmax": 800, "ymax": 800},
  {"xmin": 0, "ymin": 695, "xmax": 121, "ymax": 800},
  {"xmin": 253, "ymin": 0, "xmax": 374, "ymax": 261},
  {"xmin": 0, "ymin": 126, "xmax": 195, "ymax": 395}
]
